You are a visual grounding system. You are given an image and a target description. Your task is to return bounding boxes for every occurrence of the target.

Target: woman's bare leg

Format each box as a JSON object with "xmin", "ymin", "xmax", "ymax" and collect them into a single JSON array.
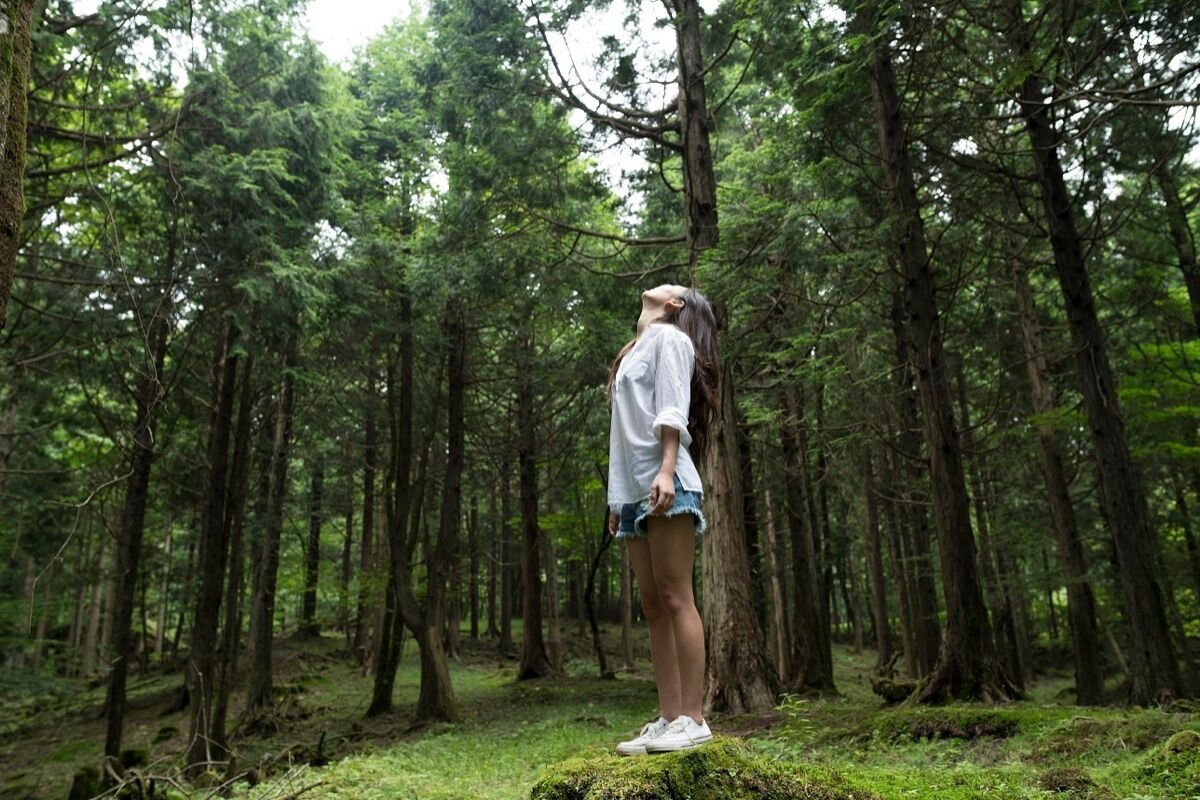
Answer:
[
  {"xmin": 645, "ymin": 513, "xmax": 705, "ymax": 725},
  {"xmin": 625, "ymin": 536, "xmax": 682, "ymax": 721}
]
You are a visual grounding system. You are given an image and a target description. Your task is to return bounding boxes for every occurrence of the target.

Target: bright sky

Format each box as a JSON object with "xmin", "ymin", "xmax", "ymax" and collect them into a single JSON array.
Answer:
[
  {"xmin": 301, "ymin": 0, "xmax": 416, "ymax": 65},
  {"xmin": 300, "ymin": 0, "xmax": 716, "ymax": 214}
]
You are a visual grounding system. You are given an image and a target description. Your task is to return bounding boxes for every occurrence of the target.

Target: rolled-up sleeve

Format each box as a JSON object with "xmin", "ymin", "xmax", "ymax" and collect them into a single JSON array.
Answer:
[{"xmin": 651, "ymin": 331, "xmax": 695, "ymax": 449}]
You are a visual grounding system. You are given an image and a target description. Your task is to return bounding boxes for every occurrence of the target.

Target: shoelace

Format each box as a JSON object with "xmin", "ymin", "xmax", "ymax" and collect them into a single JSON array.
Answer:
[
  {"xmin": 640, "ymin": 719, "xmax": 665, "ymax": 738},
  {"xmin": 663, "ymin": 717, "xmax": 690, "ymax": 735}
]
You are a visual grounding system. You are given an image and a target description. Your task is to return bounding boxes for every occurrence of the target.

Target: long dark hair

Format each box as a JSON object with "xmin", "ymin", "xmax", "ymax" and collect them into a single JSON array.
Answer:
[{"xmin": 606, "ymin": 287, "xmax": 720, "ymax": 467}]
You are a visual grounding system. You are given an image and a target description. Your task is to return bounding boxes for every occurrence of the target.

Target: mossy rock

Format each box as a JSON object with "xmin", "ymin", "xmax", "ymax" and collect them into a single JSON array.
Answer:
[
  {"xmin": 1036, "ymin": 767, "xmax": 1116, "ymax": 798},
  {"xmin": 875, "ymin": 706, "xmax": 1019, "ymax": 741},
  {"xmin": 528, "ymin": 735, "xmax": 880, "ymax": 800},
  {"xmin": 1129, "ymin": 728, "xmax": 1200, "ymax": 797},
  {"xmin": 1160, "ymin": 729, "xmax": 1200, "ymax": 753}
]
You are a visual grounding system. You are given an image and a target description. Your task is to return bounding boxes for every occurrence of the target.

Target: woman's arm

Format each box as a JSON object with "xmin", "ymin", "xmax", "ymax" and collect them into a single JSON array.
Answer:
[{"xmin": 648, "ymin": 428, "xmax": 680, "ymax": 514}]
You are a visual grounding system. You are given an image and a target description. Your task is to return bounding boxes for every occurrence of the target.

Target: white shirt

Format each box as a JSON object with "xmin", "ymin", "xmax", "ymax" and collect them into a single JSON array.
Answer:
[{"xmin": 607, "ymin": 322, "xmax": 704, "ymax": 513}]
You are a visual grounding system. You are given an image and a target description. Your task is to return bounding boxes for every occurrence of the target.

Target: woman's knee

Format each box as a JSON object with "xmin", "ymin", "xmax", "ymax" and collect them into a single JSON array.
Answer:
[
  {"xmin": 638, "ymin": 584, "xmax": 666, "ymax": 621},
  {"xmin": 652, "ymin": 580, "xmax": 693, "ymax": 617}
]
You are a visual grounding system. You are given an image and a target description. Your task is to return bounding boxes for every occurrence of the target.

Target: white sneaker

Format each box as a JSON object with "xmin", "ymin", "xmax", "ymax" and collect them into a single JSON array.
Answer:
[
  {"xmin": 644, "ymin": 714, "xmax": 712, "ymax": 752},
  {"xmin": 615, "ymin": 715, "xmax": 670, "ymax": 756}
]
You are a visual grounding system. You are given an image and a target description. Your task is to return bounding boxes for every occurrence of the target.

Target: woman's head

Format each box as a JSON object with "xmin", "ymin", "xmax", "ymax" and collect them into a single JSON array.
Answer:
[{"xmin": 608, "ymin": 283, "xmax": 721, "ymax": 466}]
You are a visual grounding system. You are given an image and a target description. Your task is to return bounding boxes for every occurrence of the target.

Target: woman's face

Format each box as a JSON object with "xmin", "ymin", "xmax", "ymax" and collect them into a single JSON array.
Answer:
[
  {"xmin": 641, "ymin": 283, "xmax": 686, "ymax": 314},
  {"xmin": 635, "ymin": 283, "xmax": 686, "ymax": 335}
]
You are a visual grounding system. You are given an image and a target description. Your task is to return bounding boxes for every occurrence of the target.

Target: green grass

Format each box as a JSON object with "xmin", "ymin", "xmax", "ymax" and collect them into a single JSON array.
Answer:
[{"xmin": 2, "ymin": 623, "xmax": 1199, "ymax": 799}]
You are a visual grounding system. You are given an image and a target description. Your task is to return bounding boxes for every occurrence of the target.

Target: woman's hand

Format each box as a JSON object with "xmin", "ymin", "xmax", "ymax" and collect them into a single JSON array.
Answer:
[
  {"xmin": 608, "ymin": 511, "xmax": 619, "ymax": 537},
  {"xmin": 648, "ymin": 469, "xmax": 675, "ymax": 515}
]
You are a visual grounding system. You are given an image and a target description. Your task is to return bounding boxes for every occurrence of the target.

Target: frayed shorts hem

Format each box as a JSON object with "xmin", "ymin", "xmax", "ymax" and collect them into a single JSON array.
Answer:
[{"xmin": 614, "ymin": 473, "xmax": 707, "ymax": 539}]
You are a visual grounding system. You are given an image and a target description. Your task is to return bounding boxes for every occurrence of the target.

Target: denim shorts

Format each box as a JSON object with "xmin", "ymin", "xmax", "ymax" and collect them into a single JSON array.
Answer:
[{"xmin": 615, "ymin": 472, "xmax": 707, "ymax": 539}]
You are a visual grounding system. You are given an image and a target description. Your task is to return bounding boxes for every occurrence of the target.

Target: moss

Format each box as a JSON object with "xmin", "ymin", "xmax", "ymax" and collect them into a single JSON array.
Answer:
[
  {"xmin": 66, "ymin": 766, "xmax": 101, "ymax": 800},
  {"xmin": 875, "ymin": 706, "xmax": 1019, "ymax": 742},
  {"xmin": 528, "ymin": 736, "xmax": 880, "ymax": 800},
  {"xmin": 1127, "ymin": 729, "xmax": 1200, "ymax": 797},
  {"xmin": 1035, "ymin": 713, "xmax": 1178, "ymax": 761},
  {"xmin": 1035, "ymin": 767, "xmax": 1116, "ymax": 798}
]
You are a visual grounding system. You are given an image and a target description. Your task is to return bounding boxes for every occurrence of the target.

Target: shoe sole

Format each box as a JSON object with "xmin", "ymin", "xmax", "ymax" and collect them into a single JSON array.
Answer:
[
  {"xmin": 644, "ymin": 733, "xmax": 713, "ymax": 752},
  {"xmin": 615, "ymin": 744, "xmax": 648, "ymax": 756}
]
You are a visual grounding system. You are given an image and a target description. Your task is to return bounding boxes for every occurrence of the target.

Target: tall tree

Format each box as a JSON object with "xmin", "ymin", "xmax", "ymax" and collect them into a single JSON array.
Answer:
[
  {"xmin": 860, "ymin": 0, "xmax": 1015, "ymax": 702},
  {"xmin": 1004, "ymin": 0, "xmax": 1183, "ymax": 704}
]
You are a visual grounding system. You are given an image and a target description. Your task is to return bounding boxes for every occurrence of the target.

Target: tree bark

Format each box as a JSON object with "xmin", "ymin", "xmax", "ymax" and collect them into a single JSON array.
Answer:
[
  {"xmin": 1006, "ymin": 1, "xmax": 1183, "ymax": 704},
  {"xmin": 0, "ymin": 0, "xmax": 35, "ymax": 331},
  {"xmin": 762, "ymin": 484, "xmax": 791, "ymax": 681},
  {"xmin": 672, "ymin": 0, "xmax": 718, "ymax": 261},
  {"xmin": 702, "ymin": 347, "xmax": 780, "ymax": 712}
]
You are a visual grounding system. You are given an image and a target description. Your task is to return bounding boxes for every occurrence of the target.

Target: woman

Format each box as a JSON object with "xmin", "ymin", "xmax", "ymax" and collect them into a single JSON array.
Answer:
[{"xmin": 605, "ymin": 282, "xmax": 720, "ymax": 756}]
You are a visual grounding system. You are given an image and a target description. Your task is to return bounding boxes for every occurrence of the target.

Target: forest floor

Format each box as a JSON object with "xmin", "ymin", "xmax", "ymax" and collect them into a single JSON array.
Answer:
[{"xmin": 2, "ymin": 620, "xmax": 1198, "ymax": 799}]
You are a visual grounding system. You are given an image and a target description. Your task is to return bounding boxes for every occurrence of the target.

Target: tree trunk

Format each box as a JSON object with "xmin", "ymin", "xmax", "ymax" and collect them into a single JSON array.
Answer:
[
  {"xmin": 368, "ymin": 284, "xmax": 417, "ymax": 716},
  {"xmin": 862, "ymin": 449, "xmax": 891, "ymax": 669},
  {"xmin": 414, "ymin": 295, "xmax": 465, "ymax": 721},
  {"xmin": 155, "ymin": 524, "xmax": 173, "ymax": 664},
  {"xmin": 300, "ymin": 460, "xmax": 324, "ymax": 638},
  {"xmin": 1010, "ymin": 254, "xmax": 1104, "ymax": 703},
  {"xmin": 763, "ymin": 484, "xmax": 791, "ymax": 681},
  {"xmin": 543, "ymin": 515, "xmax": 563, "ymax": 672},
  {"xmin": 0, "ymin": 0, "xmax": 35, "ymax": 332},
  {"xmin": 487, "ymin": 486, "xmax": 499, "ymax": 638},
  {"xmin": 499, "ymin": 454, "xmax": 515, "ymax": 656},
  {"xmin": 738, "ymin": 412, "xmax": 770, "ymax": 643},
  {"xmin": 103, "ymin": 303, "xmax": 170, "ymax": 758},
  {"xmin": 245, "ymin": 337, "xmax": 298, "ymax": 714},
  {"xmin": 340, "ymin": 492, "xmax": 353, "ymax": 640},
  {"xmin": 888, "ymin": 292, "xmax": 942, "ymax": 677},
  {"xmin": 354, "ymin": 373, "xmax": 378, "ymax": 662},
  {"xmin": 672, "ymin": 0, "xmax": 718, "ymax": 261},
  {"xmin": 953, "ymin": 361, "xmax": 1024, "ymax": 690},
  {"xmin": 865, "ymin": 16, "xmax": 1014, "ymax": 702},
  {"xmin": 701, "ymin": 348, "xmax": 780, "ymax": 712},
  {"xmin": 516, "ymin": 309, "xmax": 553, "ymax": 680},
  {"xmin": 1006, "ymin": 1, "xmax": 1182, "ymax": 704},
  {"xmin": 780, "ymin": 383, "xmax": 833, "ymax": 692},
  {"xmin": 620, "ymin": 542, "xmax": 634, "ymax": 669},
  {"xmin": 186, "ymin": 319, "xmax": 240, "ymax": 774},
  {"xmin": 469, "ymin": 492, "xmax": 480, "ymax": 641},
  {"xmin": 212, "ymin": 355, "xmax": 255, "ymax": 752}
]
